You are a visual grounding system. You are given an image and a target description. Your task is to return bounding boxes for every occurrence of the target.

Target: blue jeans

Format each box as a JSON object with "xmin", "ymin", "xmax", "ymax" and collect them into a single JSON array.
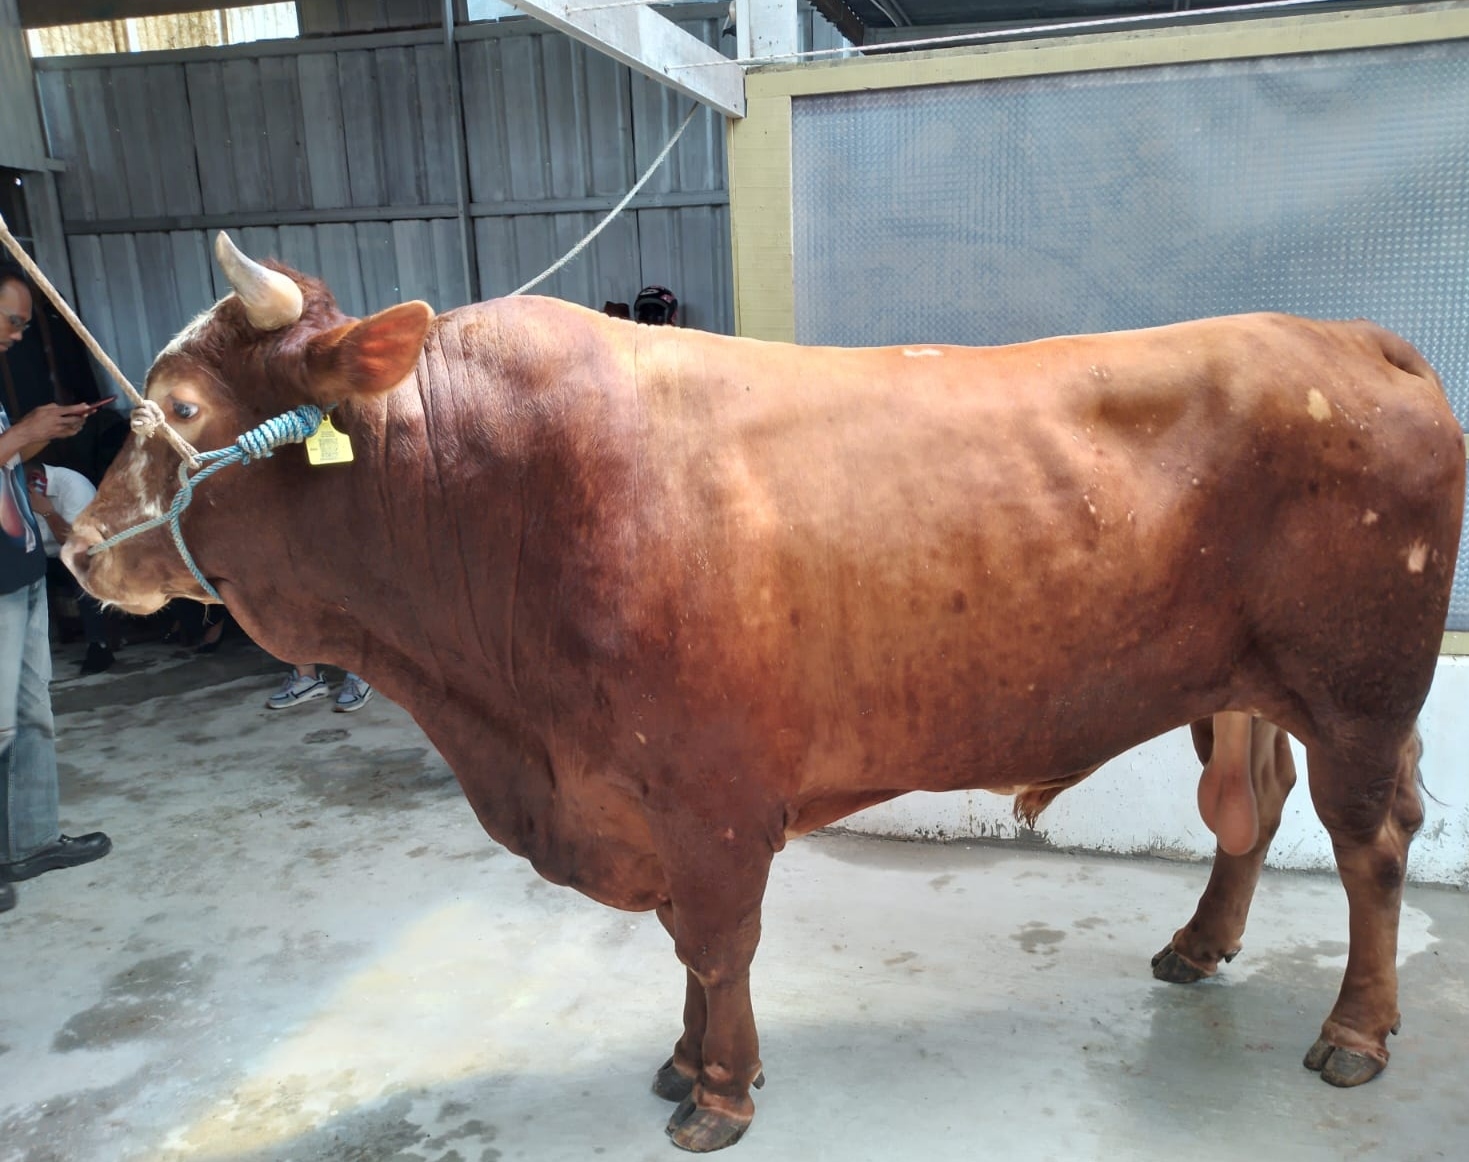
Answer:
[{"xmin": 0, "ymin": 578, "xmax": 60, "ymax": 864}]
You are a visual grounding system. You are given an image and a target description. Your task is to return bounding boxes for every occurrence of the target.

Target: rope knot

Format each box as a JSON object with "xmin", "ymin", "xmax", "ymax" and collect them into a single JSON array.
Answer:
[
  {"xmin": 130, "ymin": 400, "xmax": 166, "ymax": 438},
  {"xmin": 234, "ymin": 405, "xmax": 325, "ymax": 463}
]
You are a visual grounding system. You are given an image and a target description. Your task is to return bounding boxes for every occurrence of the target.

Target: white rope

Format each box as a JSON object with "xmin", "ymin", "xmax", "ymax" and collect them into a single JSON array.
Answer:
[
  {"xmin": 669, "ymin": 0, "xmax": 1342, "ymax": 69},
  {"xmin": 512, "ymin": 103, "xmax": 700, "ymax": 296}
]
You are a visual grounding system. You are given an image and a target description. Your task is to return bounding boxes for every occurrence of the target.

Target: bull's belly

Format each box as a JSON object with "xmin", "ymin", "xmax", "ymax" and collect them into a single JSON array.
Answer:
[{"xmin": 778, "ymin": 690, "xmax": 1222, "ymax": 838}]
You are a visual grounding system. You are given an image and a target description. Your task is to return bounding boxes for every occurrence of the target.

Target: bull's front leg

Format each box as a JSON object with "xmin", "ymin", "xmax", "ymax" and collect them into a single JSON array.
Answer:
[
  {"xmin": 652, "ymin": 908, "xmax": 768, "ymax": 1107},
  {"xmin": 1153, "ymin": 714, "xmax": 1297, "ymax": 982},
  {"xmin": 652, "ymin": 905, "xmax": 706, "ymax": 1103},
  {"xmin": 652, "ymin": 819, "xmax": 776, "ymax": 1153}
]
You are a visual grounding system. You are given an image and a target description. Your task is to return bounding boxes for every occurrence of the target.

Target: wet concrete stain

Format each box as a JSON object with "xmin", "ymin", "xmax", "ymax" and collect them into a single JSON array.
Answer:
[
  {"xmin": 304, "ymin": 728, "xmax": 352, "ymax": 745},
  {"xmin": 202, "ymin": 1091, "xmax": 502, "ymax": 1162},
  {"xmin": 52, "ymin": 648, "xmax": 280, "ymax": 716},
  {"xmin": 280, "ymin": 745, "xmax": 459, "ymax": 812},
  {"xmin": 1014, "ymin": 922, "xmax": 1067, "ymax": 955},
  {"xmin": 0, "ymin": 1059, "xmax": 159, "ymax": 1162},
  {"xmin": 53, "ymin": 952, "xmax": 218, "ymax": 1052},
  {"xmin": 447, "ymin": 845, "xmax": 501, "ymax": 863}
]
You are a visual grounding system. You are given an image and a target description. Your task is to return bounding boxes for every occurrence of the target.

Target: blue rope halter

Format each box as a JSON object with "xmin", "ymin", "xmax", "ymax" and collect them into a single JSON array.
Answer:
[{"xmin": 87, "ymin": 405, "xmax": 325, "ymax": 602}]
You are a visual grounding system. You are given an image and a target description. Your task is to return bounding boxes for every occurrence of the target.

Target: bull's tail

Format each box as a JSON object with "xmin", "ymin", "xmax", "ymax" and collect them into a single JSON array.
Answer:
[{"xmin": 1357, "ymin": 318, "xmax": 1446, "ymax": 394}]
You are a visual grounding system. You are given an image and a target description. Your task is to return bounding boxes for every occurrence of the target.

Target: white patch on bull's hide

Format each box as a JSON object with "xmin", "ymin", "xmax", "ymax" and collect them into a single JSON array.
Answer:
[
  {"xmin": 122, "ymin": 444, "xmax": 167, "ymax": 521},
  {"xmin": 1306, "ymin": 388, "xmax": 1332, "ymax": 422},
  {"xmin": 902, "ymin": 348, "xmax": 943, "ymax": 358},
  {"xmin": 1405, "ymin": 541, "xmax": 1429, "ymax": 574},
  {"xmin": 1362, "ymin": 509, "xmax": 1380, "ymax": 526},
  {"xmin": 159, "ymin": 299, "xmax": 226, "ymax": 358}
]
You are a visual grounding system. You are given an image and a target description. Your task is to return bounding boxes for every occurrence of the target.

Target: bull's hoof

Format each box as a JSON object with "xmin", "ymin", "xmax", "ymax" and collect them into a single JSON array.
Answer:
[
  {"xmin": 666, "ymin": 1098, "xmax": 752, "ymax": 1153},
  {"xmin": 1303, "ymin": 1039, "xmax": 1386, "ymax": 1087},
  {"xmin": 1150, "ymin": 944, "xmax": 1211, "ymax": 984},
  {"xmin": 653, "ymin": 1057, "xmax": 696, "ymax": 1103}
]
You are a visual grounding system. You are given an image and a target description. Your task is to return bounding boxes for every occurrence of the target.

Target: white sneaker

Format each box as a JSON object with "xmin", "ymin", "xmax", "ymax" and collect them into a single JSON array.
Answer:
[
  {"xmin": 266, "ymin": 670, "xmax": 329, "ymax": 710},
  {"xmin": 334, "ymin": 673, "xmax": 373, "ymax": 713}
]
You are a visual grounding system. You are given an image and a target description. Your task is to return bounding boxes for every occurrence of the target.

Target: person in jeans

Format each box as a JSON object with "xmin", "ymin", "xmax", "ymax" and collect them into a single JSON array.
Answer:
[
  {"xmin": 267, "ymin": 664, "xmax": 372, "ymax": 713},
  {"xmin": 0, "ymin": 261, "xmax": 111, "ymax": 914}
]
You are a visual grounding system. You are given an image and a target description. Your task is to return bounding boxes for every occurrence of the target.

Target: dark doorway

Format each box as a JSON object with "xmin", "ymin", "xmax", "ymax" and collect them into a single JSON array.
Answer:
[{"xmin": 1, "ymin": 168, "xmax": 119, "ymax": 481}]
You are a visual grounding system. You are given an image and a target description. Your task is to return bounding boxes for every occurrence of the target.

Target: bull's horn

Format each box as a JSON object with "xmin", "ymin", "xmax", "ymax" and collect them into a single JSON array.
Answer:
[{"xmin": 214, "ymin": 231, "xmax": 303, "ymax": 331}]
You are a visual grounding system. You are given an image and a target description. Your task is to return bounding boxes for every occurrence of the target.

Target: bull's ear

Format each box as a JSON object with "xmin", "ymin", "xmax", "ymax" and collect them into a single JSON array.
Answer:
[{"xmin": 305, "ymin": 301, "xmax": 434, "ymax": 399}]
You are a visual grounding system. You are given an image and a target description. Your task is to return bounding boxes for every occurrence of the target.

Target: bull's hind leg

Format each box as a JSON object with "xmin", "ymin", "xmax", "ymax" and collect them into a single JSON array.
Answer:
[
  {"xmin": 1152, "ymin": 715, "xmax": 1298, "ymax": 983},
  {"xmin": 1303, "ymin": 728, "xmax": 1424, "ymax": 1087}
]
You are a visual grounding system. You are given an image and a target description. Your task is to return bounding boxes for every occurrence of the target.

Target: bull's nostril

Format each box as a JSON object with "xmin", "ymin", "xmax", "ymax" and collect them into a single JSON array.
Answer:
[{"xmin": 61, "ymin": 532, "xmax": 99, "ymax": 580}]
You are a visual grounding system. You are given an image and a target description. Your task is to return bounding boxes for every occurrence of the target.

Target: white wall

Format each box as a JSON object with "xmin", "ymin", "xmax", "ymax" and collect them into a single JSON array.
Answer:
[{"xmin": 844, "ymin": 657, "xmax": 1469, "ymax": 889}]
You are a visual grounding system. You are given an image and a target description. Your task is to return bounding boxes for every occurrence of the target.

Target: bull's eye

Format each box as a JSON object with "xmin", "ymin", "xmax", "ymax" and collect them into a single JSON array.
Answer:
[{"xmin": 172, "ymin": 400, "xmax": 200, "ymax": 421}]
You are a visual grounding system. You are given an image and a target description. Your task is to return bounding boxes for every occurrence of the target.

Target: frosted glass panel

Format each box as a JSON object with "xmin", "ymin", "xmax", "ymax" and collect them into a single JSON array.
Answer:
[{"xmin": 792, "ymin": 42, "xmax": 1469, "ymax": 628}]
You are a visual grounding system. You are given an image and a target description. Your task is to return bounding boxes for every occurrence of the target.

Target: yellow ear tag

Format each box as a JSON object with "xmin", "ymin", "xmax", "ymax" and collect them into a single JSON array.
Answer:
[{"xmin": 304, "ymin": 414, "xmax": 354, "ymax": 466}]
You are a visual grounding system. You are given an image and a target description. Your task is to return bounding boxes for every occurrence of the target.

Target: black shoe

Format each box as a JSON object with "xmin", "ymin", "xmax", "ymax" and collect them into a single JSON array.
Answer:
[
  {"xmin": 0, "ymin": 883, "xmax": 14, "ymax": 913},
  {"xmin": 0, "ymin": 833, "xmax": 112, "ymax": 883},
  {"xmin": 81, "ymin": 643, "xmax": 115, "ymax": 674}
]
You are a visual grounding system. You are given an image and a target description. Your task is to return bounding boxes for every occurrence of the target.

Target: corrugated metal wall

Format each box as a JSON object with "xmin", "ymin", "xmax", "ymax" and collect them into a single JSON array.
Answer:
[{"xmin": 31, "ymin": 6, "xmax": 743, "ymax": 387}]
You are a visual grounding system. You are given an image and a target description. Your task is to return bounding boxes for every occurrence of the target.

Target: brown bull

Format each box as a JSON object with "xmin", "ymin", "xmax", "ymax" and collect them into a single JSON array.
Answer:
[{"xmin": 65, "ymin": 234, "xmax": 1464, "ymax": 1152}]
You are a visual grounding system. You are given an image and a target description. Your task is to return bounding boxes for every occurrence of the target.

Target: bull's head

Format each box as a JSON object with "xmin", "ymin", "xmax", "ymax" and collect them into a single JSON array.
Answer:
[{"xmin": 64, "ymin": 233, "xmax": 434, "ymax": 614}]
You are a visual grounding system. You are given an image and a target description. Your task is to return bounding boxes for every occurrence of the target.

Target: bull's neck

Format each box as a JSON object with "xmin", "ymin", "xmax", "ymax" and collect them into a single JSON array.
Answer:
[{"xmin": 218, "ymin": 302, "xmax": 568, "ymax": 739}]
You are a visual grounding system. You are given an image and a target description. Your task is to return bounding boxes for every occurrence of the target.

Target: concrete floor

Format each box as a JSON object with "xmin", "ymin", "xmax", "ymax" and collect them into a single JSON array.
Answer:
[{"xmin": 2, "ymin": 636, "xmax": 1466, "ymax": 1162}]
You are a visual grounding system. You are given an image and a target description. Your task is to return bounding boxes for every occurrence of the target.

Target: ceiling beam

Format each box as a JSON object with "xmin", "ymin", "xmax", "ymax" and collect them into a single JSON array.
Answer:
[
  {"xmin": 808, "ymin": 0, "xmax": 866, "ymax": 46},
  {"xmin": 504, "ymin": 0, "xmax": 745, "ymax": 118}
]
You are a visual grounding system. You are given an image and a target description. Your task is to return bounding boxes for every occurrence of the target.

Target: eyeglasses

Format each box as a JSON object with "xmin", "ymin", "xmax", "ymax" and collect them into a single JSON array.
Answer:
[{"xmin": 4, "ymin": 312, "xmax": 29, "ymax": 335}]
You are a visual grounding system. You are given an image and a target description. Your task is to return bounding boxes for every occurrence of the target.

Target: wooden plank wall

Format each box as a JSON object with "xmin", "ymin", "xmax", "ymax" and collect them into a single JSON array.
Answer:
[{"xmin": 32, "ymin": 8, "xmax": 739, "ymax": 386}]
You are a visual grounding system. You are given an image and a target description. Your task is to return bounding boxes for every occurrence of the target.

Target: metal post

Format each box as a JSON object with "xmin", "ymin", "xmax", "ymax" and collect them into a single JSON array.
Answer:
[{"xmin": 444, "ymin": 0, "xmax": 481, "ymax": 304}]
